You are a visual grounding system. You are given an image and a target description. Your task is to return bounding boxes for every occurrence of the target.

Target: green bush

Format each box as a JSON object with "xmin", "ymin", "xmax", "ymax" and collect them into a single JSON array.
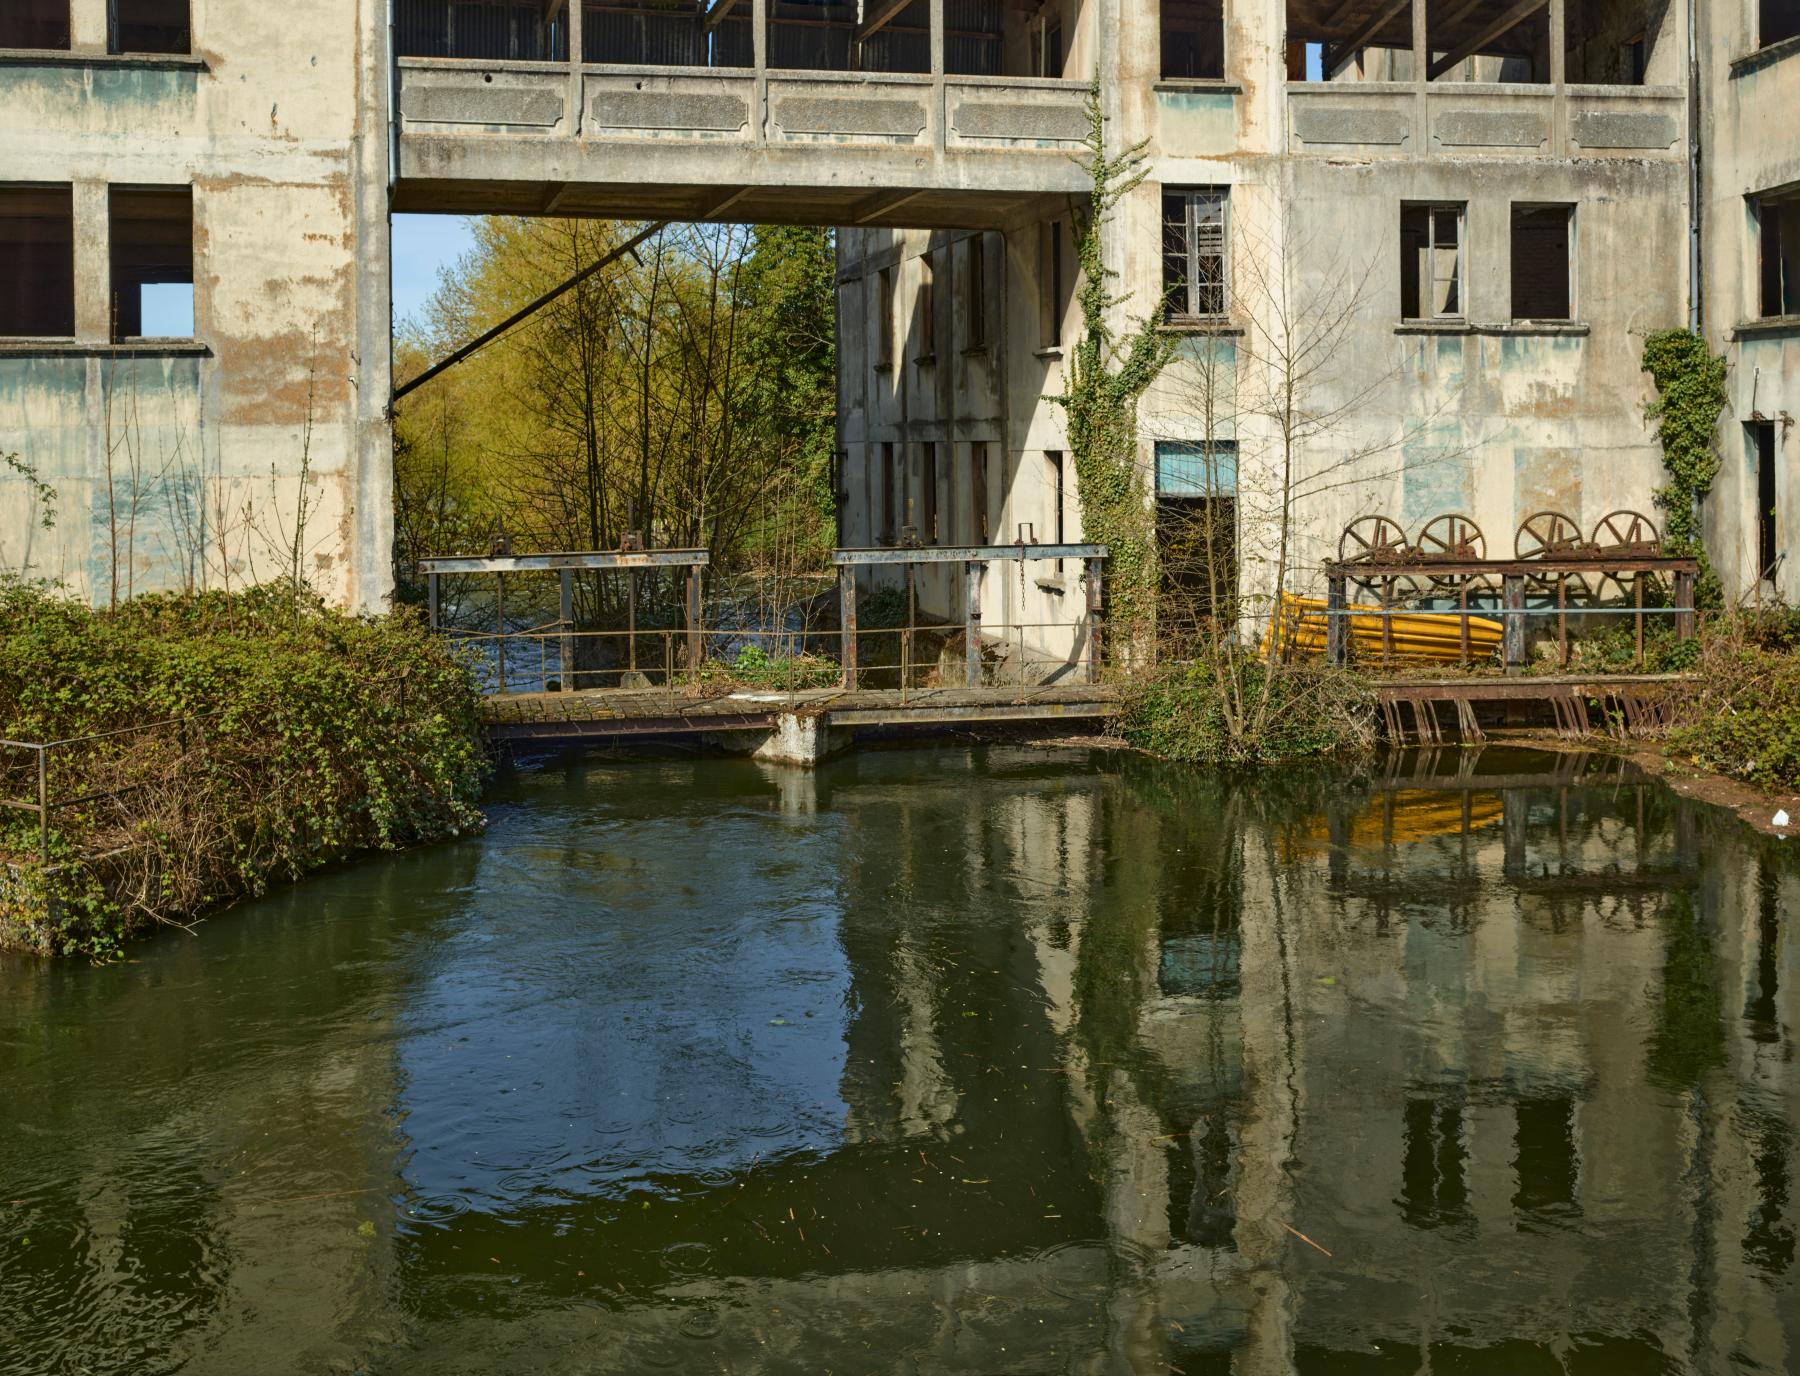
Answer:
[
  {"xmin": 1667, "ymin": 617, "xmax": 1800, "ymax": 790},
  {"xmin": 1119, "ymin": 658, "xmax": 1376, "ymax": 766},
  {"xmin": 0, "ymin": 580, "xmax": 487, "ymax": 957}
]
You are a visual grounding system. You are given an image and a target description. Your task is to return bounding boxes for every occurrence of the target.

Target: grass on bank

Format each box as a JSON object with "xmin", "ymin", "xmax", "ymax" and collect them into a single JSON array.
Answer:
[{"xmin": 0, "ymin": 580, "xmax": 487, "ymax": 959}]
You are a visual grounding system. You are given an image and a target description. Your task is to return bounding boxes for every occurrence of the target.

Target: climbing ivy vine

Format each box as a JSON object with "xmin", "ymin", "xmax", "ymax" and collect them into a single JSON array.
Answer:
[
  {"xmin": 1642, "ymin": 327, "xmax": 1727, "ymax": 603},
  {"xmin": 1047, "ymin": 86, "xmax": 1177, "ymax": 656}
]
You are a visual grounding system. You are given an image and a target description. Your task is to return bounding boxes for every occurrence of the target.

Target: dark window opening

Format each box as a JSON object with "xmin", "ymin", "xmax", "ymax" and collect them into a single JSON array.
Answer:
[
  {"xmin": 1155, "ymin": 440, "xmax": 1236, "ymax": 627},
  {"xmin": 1753, "ymin": 421, "xmax": 1779, "ymax": 582},
  {"xmin": 397, "ymin": 0, "xmax": 570, "ymax": 60},
  {"xmin": 1046, "ymin": 449, "xmax": 1065, "ymax": 567},
  {"xmin": 1041, "ymin": 220, "xmax": 1065, "ymax": 348},
  {"xmin": 1428, "ymin": 0, "xmax": 1548, "ymax": 83},
  {"xmin": 1511, "ymin": 204, "xmax": 1573, "ymax": 320},
  {"xmin": 970, "ymin": 442, "xmax": 990, "ymax": 542},
  {"xmin": 1034, "ymin": 13, "xmax": 1063, "ymax": 76},
  {"xmin": 964, "ymin": 233, "xmax": 986, "ymax": 351},
  {"xmin": 915, "ymin": 250, "xmax": 936, "ymax": 361},
  {"xmin": 0, "ymin": 184, "xmax": 74, "ymax": 338},
  {"xmin": 1762, "ymin": 0, "xmax": 1800, "ymax": 50},
  {"xmin": 1400, "ymin": 202, "xmax": 1463, "ymax": 320},
  {"xmin": 1286, "ymin": 0, "xmax": 1413, "ymax": 82},
  {"xmin": 1162, "ymin": 0, "xmax": 1223, "ymax": 79},
  {"xmin": 876, "ymin": 264, "xmax": 895, "ymax": 367},
  {"xmin": 878, "ymin": 441, "xmax": 896, "ymax": 543},
  {"xmin": 1163, "ymin": 187, "xmax": 1228, "ymax": 321},
  {"xmin": 920, "ymin": 442, "xmax": 939, "ymax": 544},
  {"xmin": 1565, "ymin": 1, "xmax": 1656, "ymax": 84},
  {"xmin": 0, "ymin": 0, "xmax": 70, "ymax": 49},
  {"xmin": 111, "ymin": 0, "xmax": 191, "ymax": 54},
  {"xmin": 1760, "ymin": 193, "xmax": 1800, "ymax": 318},
  {"xmin": 110, "ymin": 185, "xmax": 194, "ymax": 340},
  {"xmin": 587, "ymin": 0, "xmax": 723, "ymax": 65}
]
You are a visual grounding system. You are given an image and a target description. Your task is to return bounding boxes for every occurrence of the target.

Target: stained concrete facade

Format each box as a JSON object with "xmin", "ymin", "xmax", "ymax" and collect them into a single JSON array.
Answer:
[
  {"xmin": 836, "ymin": 0, "xmax": 1799, "ymax": 644},
  {"xmin": 0, "ymin": 0, "xmax": 393, "ymax": 609}
]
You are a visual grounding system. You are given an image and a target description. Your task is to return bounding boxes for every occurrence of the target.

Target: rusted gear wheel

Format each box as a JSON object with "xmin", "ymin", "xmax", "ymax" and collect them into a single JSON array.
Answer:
[
  {"xmin": 1591, "ymin": 509, "xmax": 1660, "ymax": 601},
  {"xmin": 1416, "ymin": 513, "xmax": 1486, "ymax": 593},
  {"xmin": 1338, "ymin": 516, "xmax": 1415, "ymax": 605},
  {"xmin": 1516, "ymin": 510, "xmax": 1591, "ymax": 598}
]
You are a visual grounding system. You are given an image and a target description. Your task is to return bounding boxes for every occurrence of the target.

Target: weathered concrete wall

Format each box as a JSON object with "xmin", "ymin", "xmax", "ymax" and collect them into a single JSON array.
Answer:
[
  {"xmin": 1697, "ymin": 6, "xmax": 1800, "ymax": 600},
  {"xmin": 0, "ymin": 0, "xmax": 392, "ymax": 610}
]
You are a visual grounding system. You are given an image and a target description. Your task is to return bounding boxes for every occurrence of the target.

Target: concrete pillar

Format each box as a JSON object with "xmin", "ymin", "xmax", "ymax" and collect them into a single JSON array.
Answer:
[
  {"xmin": 750, "ymin": 712, "xmax": 849, "ymax": 767},
  {"xmin": 69, "ymin": 0, "xmax": 107, "ymax": 52},
  {"xmin": 72, "ymin": 181, "xmax": 110, "ymax": 343}
]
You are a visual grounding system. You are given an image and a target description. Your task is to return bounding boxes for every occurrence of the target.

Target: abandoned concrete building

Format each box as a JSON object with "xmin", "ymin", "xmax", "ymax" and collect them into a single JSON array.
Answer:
[{"xmin": 0, "ymin": 0, "xmax": 1795, "ymax": 644}]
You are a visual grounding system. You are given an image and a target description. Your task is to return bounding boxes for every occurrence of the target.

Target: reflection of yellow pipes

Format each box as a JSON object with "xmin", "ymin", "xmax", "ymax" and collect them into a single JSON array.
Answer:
[
  {"xmin": 1294, "ymin": 790, "xmax": 1504, "ymax": 852},
  {"xmin": 1262, "ymin": 593, "xmax": 1502, "ymax": 664}
]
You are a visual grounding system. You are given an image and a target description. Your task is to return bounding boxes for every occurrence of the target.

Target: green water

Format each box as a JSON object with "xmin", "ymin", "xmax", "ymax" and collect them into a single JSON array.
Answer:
[{"xmin": 1, "ymin": 745, "xmax": 1795, "ymax": 1374}]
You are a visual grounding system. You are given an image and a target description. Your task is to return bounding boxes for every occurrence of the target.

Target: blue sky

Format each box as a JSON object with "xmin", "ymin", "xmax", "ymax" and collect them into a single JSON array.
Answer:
[{"xmin": 392, "ymin": 213, "xmax": 480, "ymax": 329}]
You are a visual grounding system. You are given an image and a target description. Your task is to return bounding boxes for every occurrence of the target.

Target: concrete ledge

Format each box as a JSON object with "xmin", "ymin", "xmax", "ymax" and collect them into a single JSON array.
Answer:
[
  {"xmin": 0, "ymin": 48, "xmax": 207, "ymax": 70},
  {"xmin": 0, "ymin": 339, "xmax": 212, "ymax": 358},
  {"xmin": 1730, "ymin": 317, "xmax": 1800, "ymax": 341},
  {"xmin": 1731, "ymin": 34, "xmax": 1800, "ymax": 77}
]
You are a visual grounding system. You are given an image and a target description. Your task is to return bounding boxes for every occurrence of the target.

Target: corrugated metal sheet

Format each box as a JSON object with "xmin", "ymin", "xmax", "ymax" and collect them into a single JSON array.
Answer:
[{"xmin": 398, "ymin": 0, "xmax": 567, "ymax": 60}]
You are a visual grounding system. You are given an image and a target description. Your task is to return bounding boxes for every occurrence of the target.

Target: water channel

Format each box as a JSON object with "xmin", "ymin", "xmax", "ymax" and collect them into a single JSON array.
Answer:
[{"xmin": 1, "ymin": 744, "xmax": 1796, "ymax": 1373}]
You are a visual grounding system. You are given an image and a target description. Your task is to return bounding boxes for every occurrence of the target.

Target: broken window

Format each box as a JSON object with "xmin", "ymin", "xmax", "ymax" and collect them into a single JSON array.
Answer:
[
  {"xmin": 110, "ymin": 186, "xmax": 194, "ymax": 340},
  {"xmin": 1162, "ymin": 0, "xmax": 1223, "ymax": 78},
  {"xmin": 1759, "ymin": 190, "xmax": 1800, "ymax": 318},
  {"xmin": 1401, "ymin": 203, "xmax": 1463, "ymax": 320},
  {"xmin": 1751, "ymin": 422, "xmax": 1779, "ymax": 581},
  {"xmin": 0, "ymin": 184, "xmax": 74, "ymax": 338},
  {"xmin": 1428, "ymin": 0, "xmax": 1547, "ymax": 83},
  {"xmin": 0, "ymin": 0, "xmax": 69, "ymax": 49},
  {"xmin": 1565, "ymin": 1, "xmax": 1657, "ymax": 83},
  {"xmin": 964, "ymin": 234, "xmax": 986, "ymax": 351},
  {"xmin": 1511, "ymin": 204, "xmax": 1573, "ymax": 321},
  {"xmin": 1163, "ymin": 188, "xmax": 1228, "ymax": 322},
  {"xmin": 1154, "ymin": 440, "xmax": 1237, "ymax": 624},
  {"xmin": 110, "ymin": 0, "xmax": 190, "ymax": 54},
  {"xmin": 1762, "ymin": 0, "xmax": 1800, "ymax": 49},
  {"xmin": 1286, "ymin": 0, "xmax": 1414, "ymax": 82}
]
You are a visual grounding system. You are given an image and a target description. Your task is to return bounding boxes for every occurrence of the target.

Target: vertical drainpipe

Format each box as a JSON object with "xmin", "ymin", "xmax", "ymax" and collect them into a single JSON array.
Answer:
[
  {"xmin": 386, "ymin": 0, "xmax": 399, "ymax": 197},
  {"xmin": 1687, "ymin": 0, "xmax": 1701, "ymax": 334}
]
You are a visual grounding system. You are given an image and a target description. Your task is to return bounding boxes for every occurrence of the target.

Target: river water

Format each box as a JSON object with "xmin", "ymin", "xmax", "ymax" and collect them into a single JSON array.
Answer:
[{"xmin": 1, "ymin": 745, "xmax": 1795, "ymax": 1374}]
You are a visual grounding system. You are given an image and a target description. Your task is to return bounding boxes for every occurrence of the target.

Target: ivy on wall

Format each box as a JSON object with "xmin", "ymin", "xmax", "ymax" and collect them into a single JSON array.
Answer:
[
  {"xmin": 1048, "ymin": 87, "xmax": 1177, "ymax": 654},
  {"xmin": 1642, "ymin": 327, "xmax": 1727, "ymax": 603}
]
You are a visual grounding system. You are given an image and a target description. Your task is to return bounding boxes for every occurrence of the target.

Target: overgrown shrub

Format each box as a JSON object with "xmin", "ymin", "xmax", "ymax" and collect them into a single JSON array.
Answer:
[
  {"xmin": 701, "ymin": 643, "xmax": 841, "ymax": 692},
  {"xmin": 1119, "ymin": 658, "xmax": 1377, "ymax": 766},
  {"xmin": 0, "ymin": 580, "xmax": 487, "ymax": 958},
  {"xmin": 1667, "ymin": 614, "xmax": 1800, "ymax": 790}
]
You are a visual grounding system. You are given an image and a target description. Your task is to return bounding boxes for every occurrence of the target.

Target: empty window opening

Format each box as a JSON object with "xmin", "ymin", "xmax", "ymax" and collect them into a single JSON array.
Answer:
[
  {"xmin": 915, "ymin": 251, "xmax": 936, "ymax": 361},
  {"xmin": 588, "ymin": 0, "xmax": 722, "ymax": 65},
  {"xmin": 964, "ymin": 234, "xmax": 987, "ymax": 351},
  {"xmin": 397, "ymin": 0, "xmax": 570, "ymax": 60},
  {"xmin": 1565, "ymin": 1, "xmax": 1657, "ymax": 83},
  {"xmin": 1162, "ymin": 0, "xmax": 1223, "ymax": 79},
  {"xmin": 920, "ymin": 442, "xmax": 939, "ymax": 544},
  {"xmin": 1511, "ymin": 204, "xmax": 1573, "ymax": 321},
  {"xmin": 1, "ymin": 0, "xmax": 70, "ymax": 49},
  {"xmin": 111, "ymin": 0, "xmax": 190, "ymax": 54},
  {"xmin": 1762, "ymin": 0, "xmax": 1800, "ymax": 50},
  {"xmin": 1286, "ymin": 0, "xmax": 1413, "ymax": 82},
  {"xmin": 1428, "ymin": 0, "xmax": 1548, "ymax": 82},
  {"xmin": 1040, "ymin": 220, "xmax": 1065, "ymax": 349},
  {"xmin": 876, "ymin": 264, "xmax": 895, "ymax": 367},
  {"xmin": 1401, "ymin": 203, "xmax": 1463, "ymax": 320},
  {"xmin": 879, "ymin": 441, "xmax": 896, "ymax": 543},
  {"xmin": 1759, "ymin": 191, "xmax": 1800, "ymax": 319},
  {"xmin": 1154, "ymin": 440, "xmax": 1237, "ymax": 626},
  {"xmin": 0, "ymin": 184, "xmax": 74, "ymax": 338},
  {"xmin": 1752, "ymin": 422, "xmax": 1780, "ymax": 581},
  {"xmin": 1163, "ymin": 187, "xmax": 1229, "ymax": 321},
  {"xmin": 1512, "ymin": 1096, "xmax": 1578, "ymax": 1215},
  {"xmin": 110, "ymin": 186, "xmax": 194, "ymax": 340},
  {"xmin": 1045, "ymin": 449, "xmax": 1065, "ymax": 567},
  {"xmin": 1032, "ymin": 10, "xmax": 1064, "ymax": 76},
  {"xmin": 970, "ymin": 442, "xmax": 990, "ymax": 542}
]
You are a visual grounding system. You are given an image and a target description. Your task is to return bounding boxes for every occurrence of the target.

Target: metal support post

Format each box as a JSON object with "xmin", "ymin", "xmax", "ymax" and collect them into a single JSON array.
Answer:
[
  {"xmin": 1674, "ymin": 569, "xmax": 1696, "ymax": 641},
  {"xmin": 427, "ymin": 572, "xmax": 439, "ymax": 630},
  {"xmin": 1085, "ymin": 557, "xmax": 1104, "ymax": 682},
  {"xmin": 1326, "ymin": 574, "xmax": 1348, "ymax": 667},
  {"xmin": 1502, "ymin": 573, "xmax": 1526, "ymax": 673},
  {"xmin": 686, "ymin": 565, "xmax": 702, "ymax": 680},
  {"xmin": 840, "ymin": 565, "xmax": 859, "ymax": 690},
  {"xmin": 964, "ymin": 561, "xmax": 983, "ymax": 688},
  {"xmin": 495, "ymin": 572, "xmax": 507, "ymax": 693},
  {"xmin": 559, "ymin": 569, "xmax": 574, "ymax": 692}
]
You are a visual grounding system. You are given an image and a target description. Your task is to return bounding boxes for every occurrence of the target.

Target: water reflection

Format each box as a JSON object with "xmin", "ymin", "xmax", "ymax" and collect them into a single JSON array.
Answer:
[{"xmin": 0, "ymin": 745, "xmax": 1796, "ymax": 1373}]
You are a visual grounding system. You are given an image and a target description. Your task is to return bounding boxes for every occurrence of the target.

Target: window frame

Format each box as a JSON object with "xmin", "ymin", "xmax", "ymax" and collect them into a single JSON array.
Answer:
[
  {"xmin": 1401, "ymin": 201, "xmax": 1466, "ymax": 322},
  {"xmin": 0, "ymin": 182, "xmax": 76, "ymax": 340},
  {"xmin": 1756, "ymin": 187, "xmax": 1800, "ymax": 319},
  {"xmin": 1162, "ymin": 187, "xmax": 1231, "ymax": 325},
  {"xmin": 110, "ymin": 0, "xmax": 193, "ymax": 56},
  {"xmin": 1509, "ymin": 201, "xmax": 1576, "ymax": 323}
]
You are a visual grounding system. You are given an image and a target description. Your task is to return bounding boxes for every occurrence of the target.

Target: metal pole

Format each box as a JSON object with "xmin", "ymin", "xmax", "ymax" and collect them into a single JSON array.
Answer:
[
  {"xmin": 905, "ymin": 563, "xmax": 916, "ymax": 700},
  {"xmin": 1458, "ymin": 580, "xmax": 1469, "ymax": 665},
  {"xmin": 841, "ymin": 565, "xmax": 859, "ymax": 690},
  {"xmin": 427, "ymin": 571, "xmax": 440, "ymax": 630},
  {"xmin": 1674, "ymin": 568, "xmax": 1696, "ymax": 641},
  {"xmin": 686, "ymin": 564, "xmax": 702, "ymax": 683},
  {"xmin": 495, "ymin": 572, "xmax": 507, "ymax": 694},
  {"xmin": 1085, "ymin": 557, "xmax": 1104, "ymax": 683},
  {"xmin": 1557, "ymin": 574, "xmax": 1568, "ymax": 666},
  {"xmin": 1503, "ymin": 573, "xmax": 1525, "ymax": 673},
  {"xmin": 560, "ymin": 568, "xmax": 575, "ymax": 692},
  {"xmin": 965, "ymin": 561, "xmax": 983, "ymax": 688},
  {"xmin": 628, "ymin": 569, "xmax": 637, "ymax": 673},
  {"xmin": 37, "ymin": 744, "xmax": 48, "ymax": 864},
  {"xmin": 1634, "ymin": 573, "xmax": 1645, "ymax": 666},
  {"xmin": 1326, "ymin": 573, "xmax": 1347, "ymax": 667}
]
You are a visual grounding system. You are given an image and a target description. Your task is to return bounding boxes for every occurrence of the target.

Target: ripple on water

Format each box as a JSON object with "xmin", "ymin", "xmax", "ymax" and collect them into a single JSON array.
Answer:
[
  {"xmin": 677, "ymin": 1307, "xmax": 724, "ymax": 1340},
  {"xmin": 660, "ymin": 1241, "xmax": 715, "ymax": 1275},
  {"xmin": 403, "ymin": 1193, "xmax": 472, "ymax": 1225}
]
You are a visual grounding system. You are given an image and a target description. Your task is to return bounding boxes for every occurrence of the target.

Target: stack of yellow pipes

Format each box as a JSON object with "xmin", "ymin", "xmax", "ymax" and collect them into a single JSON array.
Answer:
[{"xmin": 1262, "ymin": 592, "xmax": 1502, "ymax": 664}]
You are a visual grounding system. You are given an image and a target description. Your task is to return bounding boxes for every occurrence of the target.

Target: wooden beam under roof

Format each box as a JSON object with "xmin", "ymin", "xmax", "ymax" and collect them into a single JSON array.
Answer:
[
  {"xmin": 857, "ymin": 0, "xmax": 915, "ymax": 42},
  {"xmin": 701, "ymin": 0, "xmax": 741, "ymax": 32},
  {"xmin": 1328, "ymin": 0, "xmax": 1409, "ymax": 66},
  {"xmin": 1427, "ymin": 0, "xmax": 1546, "ymax": 77}
]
